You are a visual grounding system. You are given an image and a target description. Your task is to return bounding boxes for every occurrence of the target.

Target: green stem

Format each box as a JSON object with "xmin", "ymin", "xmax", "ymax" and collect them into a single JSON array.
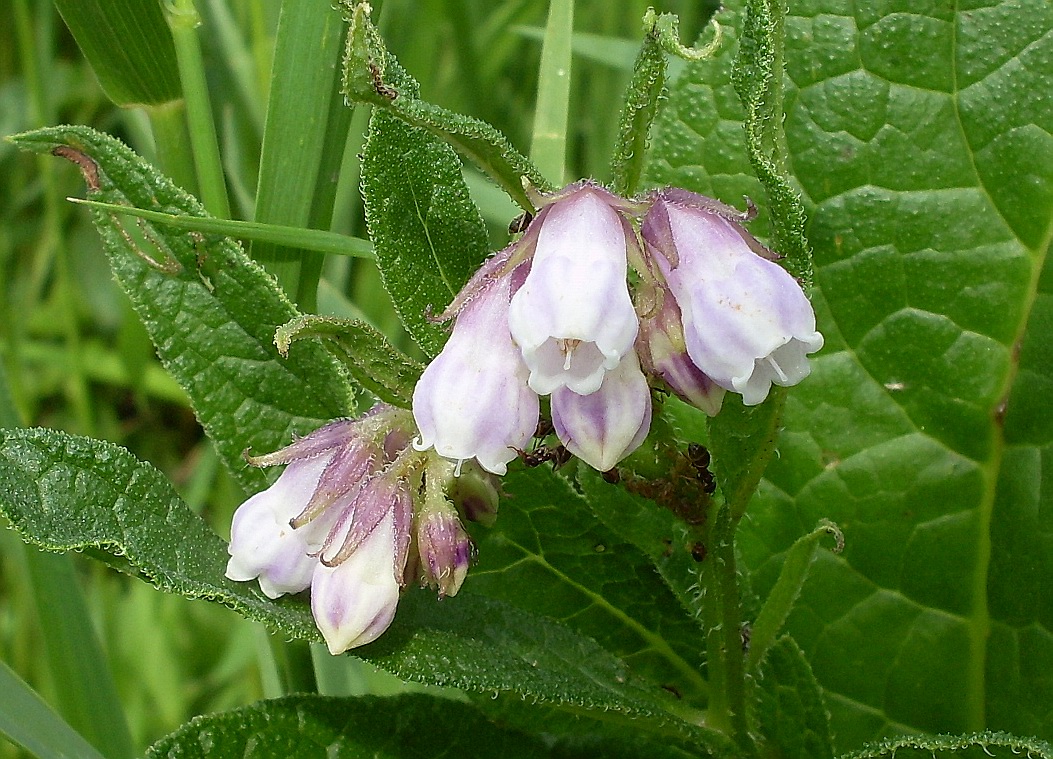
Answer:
[
  {"xmin": 530, "ymin": 0, "xmax": 574, "ymax": 185},
  {"xmin": 165, "ymin": 0, "xmax": 231, "ymax": 218},
  {"xmin": 145, "ymin": 101, "xmax": 199, "ymax": 197},
  {"xmin": 267, "ymin": 637, "xmax": 318, "ymax": 695}
]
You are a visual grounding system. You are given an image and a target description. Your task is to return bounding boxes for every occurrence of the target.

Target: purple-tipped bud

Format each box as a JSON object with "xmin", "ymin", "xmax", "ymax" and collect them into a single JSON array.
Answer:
[
  {"xmin": 413, "ymin": 271, "xmax": 539, "ymax": 476},
  {"xmin": 311, "ymin": 508, "xmax": 403, "ymax": 654},
  {"xmin": 508, "ymin": 183, "xmax": 640, "ymax": 395},
  {"xmin": 551, "ymin": 351, "xmax": 652, "ymax": 472},
  {"xmin": 417, "ymin": 505, "xmax": 474, "ymax": 599},
  {"xmin": 636, "ymin": 280, "xmax": 725, "ymax": 416},
  {"xmin": 643, "ymin": 190, "xmax": 823, "ymax": 405}
]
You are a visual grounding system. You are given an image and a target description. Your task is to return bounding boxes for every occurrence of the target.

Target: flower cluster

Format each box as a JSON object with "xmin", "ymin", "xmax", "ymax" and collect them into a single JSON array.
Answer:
[
  {"xmin": 225, "ymin": 406, "xmax": 492, "ymax": 654},
  {"xmin": 226, "ymin": 183, "xmax": 822, "ymax": 653},
  {"xmin": 412, "ymin": 183, "xmax": 823, "ymax": 475}
]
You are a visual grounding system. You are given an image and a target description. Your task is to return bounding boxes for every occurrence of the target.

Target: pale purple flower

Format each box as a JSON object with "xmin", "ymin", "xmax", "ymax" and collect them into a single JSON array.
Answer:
[
  {"xmin": 311, "ymin": 508, "xmax": 402, "ymax": 653},
  {"xmin": 225, "ymin": 410, "xmax": 415, "ymax": 654},
  {"xmin": 413, "ymin": 271, "xmax": 539, "ymax": 476},
  {"xmin": 551, "ymin": 352, "xmax": 652, "ymax": 472},
  {"xmin": 507, "ymin": 183, "xmax": 640, "ymax": 395},
  {"xmin": 643, "ymin": 190, "xmax": 823, "ymax": 406}
]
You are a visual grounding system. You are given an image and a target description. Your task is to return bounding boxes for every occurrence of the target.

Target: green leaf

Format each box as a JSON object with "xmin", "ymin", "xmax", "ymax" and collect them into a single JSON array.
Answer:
[
  {"xmin": 362, "ymin": 107, "xmax": 491, "ymax": 357},
  {"xmin": 53, "ymin": 0, "xmax": 181, "ymax": 107},
  {"xmin": 146, "ymin": 694, "xmax": 552, "ymax": 759},
  {"xmin": 10, "ymin": 125, "xmax": 355, "ymax": 493},
  {"xmin": 753, "ymin": 637, "xmax": 834, "ymax": 759},
  {"xmin": 646, "ymin": 0, "xmax": 1053, "ymax": 749},
  {"xmin": 250, "ymin": 1, "xmax": 350, "ymax": 307},
  {"xmin": 842, "ymin": 732, "xmax": 1053, "ymax": 759},
  {"xmin": 0, "ymin": 429, "xmax": 717, "ymax": 750},
  {"xmin": 747, "ymin": 520, "xmax": 842, "ymax": 672},
  {"xmin": 358, "ymin": 590, "xmax": 730, "ymax": 754},
  {"xmin": 274, "ymin": 315, "xmax": 424, "ymax": 409},
  {"xmin": 0, "ymin": 658, "xmax": 108, "ymax": 759},
  {"xmin": 0, "ymin": 427, "xmax": 319, "ymax": 641},
  {"xmin": 469, "ymin": 468, "xmax": 710, "ymax": 707},
  {"xmin": 341, "ymin": 0, "xmax": 550, "ymax": 210}
]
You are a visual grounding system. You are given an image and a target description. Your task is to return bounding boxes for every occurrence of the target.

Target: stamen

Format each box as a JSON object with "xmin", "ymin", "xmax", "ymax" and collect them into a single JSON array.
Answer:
[
  {"xmin": 766, "ymin": 354, "xmax": 789, "ymax": 383},
  {"xmin": 454, "ymin": 458, "xmax": 464, "ymax": 477},
  {"xmin": 559, "ymin": 338, "xmax": 581, "ymax": 371}
]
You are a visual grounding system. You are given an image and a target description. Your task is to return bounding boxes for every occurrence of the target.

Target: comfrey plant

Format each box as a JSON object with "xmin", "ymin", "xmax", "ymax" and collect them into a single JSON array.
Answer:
[
  {"xmin": 233, "ymin": 181, "xmax": 822, "ymax": 652},
  {"xmin": 3, "ymin": 1, "xmax": 1047, "ymax": 758}
]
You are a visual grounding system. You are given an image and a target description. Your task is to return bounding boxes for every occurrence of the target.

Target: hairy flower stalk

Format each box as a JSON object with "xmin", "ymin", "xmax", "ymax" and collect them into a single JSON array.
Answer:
[{"xmin": 225, "ymin": 407, "xmax": 477, "ymax": 654}]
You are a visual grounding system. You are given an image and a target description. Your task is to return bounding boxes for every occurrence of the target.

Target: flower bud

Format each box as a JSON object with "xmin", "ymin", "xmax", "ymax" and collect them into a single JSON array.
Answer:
[
  {"xmin": 551, "ymin": 351, "xmax": 652, "ymax": 472},
  {"xmin": 311, "ymin": 509, "xmax": 403, "ymax": 654},
  {"xmin": 416, "ymin": 505, "xmax": 474, "ymax": 599}
]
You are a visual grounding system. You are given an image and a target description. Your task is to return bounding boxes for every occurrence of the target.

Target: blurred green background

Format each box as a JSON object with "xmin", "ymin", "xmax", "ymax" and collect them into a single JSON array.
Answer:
[{"xmin": 0, "ymin": 1, "xmax": 718, "ymax": 755}]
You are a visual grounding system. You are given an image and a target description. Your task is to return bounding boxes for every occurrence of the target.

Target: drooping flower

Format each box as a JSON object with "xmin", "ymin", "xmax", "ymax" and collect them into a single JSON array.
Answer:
[
  {"xmin": 507, "ymin": 183, "xmax": 640, "ymax": 395},
  {"xmin": 225, "ymin": 409, "xmax": 415, "ymax": 654},
  {"xmin": 643, "ymin": 189, "xmax": 823, "ymax": 405},
  {"xmin": 412, "ymin": 268, "xmax": 539, "ymax": 476},
  {"xmin": 551, "ymin": 351, "xmax": 652, "ymax": 472}
]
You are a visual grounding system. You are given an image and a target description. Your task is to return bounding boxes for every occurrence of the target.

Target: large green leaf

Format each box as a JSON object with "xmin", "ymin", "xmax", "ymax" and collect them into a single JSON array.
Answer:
[
  {"xmin": 11, "ymin": 125, "xmax": 355, "ymax": 493},
  {"xmin": 468, "ymin": 468, "xmax": 710, "ymax": 706},
  {"xmin": 0, "ymin": 428, "xmax": 318, "ymax": 641},
  {"xmin": 0, "ymin": 428, "xmax": 715, "ymax": 749},
  {"xmin": 645, "ymin": 0, "xmax": 1053, "ymax": 750},
  {"xmin": 146, "ymin": 694, "xmax": 551, "ymax": 759}
]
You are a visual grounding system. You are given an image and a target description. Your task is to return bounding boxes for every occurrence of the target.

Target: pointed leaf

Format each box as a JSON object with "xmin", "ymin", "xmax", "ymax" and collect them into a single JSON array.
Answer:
[{"xmin": 11, "ymin": 125, "xmax": 355, "ymax": 493}]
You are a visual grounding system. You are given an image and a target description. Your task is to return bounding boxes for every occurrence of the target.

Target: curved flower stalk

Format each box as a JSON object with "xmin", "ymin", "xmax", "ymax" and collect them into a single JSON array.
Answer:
[
  {"xmin": 642, "ymin": 189, "xmax": 823, "ymax": 405},
  {"xmin": 225, "ymin": 407, "xmax": 478, "ymax": 654},
  {"xmin": 412, "ymin": 268, "xmax": 539, "ymax": 476},
  {"xmin": 507, "ymin": 182, "xmax": 641, "ymax": 395}
]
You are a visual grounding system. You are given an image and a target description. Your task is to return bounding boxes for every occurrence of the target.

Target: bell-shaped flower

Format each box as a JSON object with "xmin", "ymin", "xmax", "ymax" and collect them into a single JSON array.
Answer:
[
  {"xmin": 413, "ymin": 269, "xmax": 539, "ymax": 476},
  {"xmin": 636, "ymin": 278, "xmax": 725, "ymax": 417},
  {"xmin": 551, "ymin": 352, "xmax": 652, "ymax": 472},
  {"xmin": 643, "ymin": 189, "xmax": 823, "ymax": 406},
  {"xmin": 225, "ymin": 419, "xmax": 370, "ymax": 598},
  {"xmin": 417, "ymin": 505, "xmax": 473, "ymax": 599},
  {"xmin": 507, "ymin": 183, "xmax": 640, "ymax": 395},
  {"xmin": 311, "ymin": 507, "xmax": 403, "ymax": 653}
]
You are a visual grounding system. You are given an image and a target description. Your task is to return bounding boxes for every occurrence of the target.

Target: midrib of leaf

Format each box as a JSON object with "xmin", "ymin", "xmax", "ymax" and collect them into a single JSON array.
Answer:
[
  {"xmin": 405, "ymin": 166, "xmax": 456, "ymax": 299},
  {"xmin": 485, "ymin": 534, "xmax": 710, "ymax": 696},
  {"xmin": 946, "ymin": 2, "xmax": 1053, "ymax": 731}
]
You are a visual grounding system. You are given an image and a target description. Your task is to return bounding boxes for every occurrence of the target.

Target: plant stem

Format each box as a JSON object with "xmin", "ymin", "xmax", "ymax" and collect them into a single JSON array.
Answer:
[{"xmin": 165, "ymin": 0, "xmax": 231, "ymax": 218}]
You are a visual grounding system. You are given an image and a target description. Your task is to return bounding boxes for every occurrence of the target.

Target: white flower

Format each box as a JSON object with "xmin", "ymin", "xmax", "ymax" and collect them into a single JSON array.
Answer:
[
  {"xmin": 507, "ymin": 184, "xmax": 640, "ymax": 395},
  {"xmin": 643, "ymin": 190, "xmax": 823, "ymax": 405},
  {"xmin": 412, "ymin": 270, "xmax": 539, "ymax": 475},
  {"xmin": 311, "ymin": 508, "xmax": 402, "ymax": 654}
]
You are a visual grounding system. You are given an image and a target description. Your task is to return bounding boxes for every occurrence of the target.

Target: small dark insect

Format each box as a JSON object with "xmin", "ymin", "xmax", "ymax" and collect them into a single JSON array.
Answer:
[
  {"xmin": 534, "ymin": 418, "xmax": 554, "ymax": 438},
  {"xmin": 514, "ymin": 444, "xmax": 571, "ymax": 469},
  {"xmin": 508, "ymin": 211, "xmax": 534, "ymax": 235},
  {"xmin": 690, "ymin": 541, "xmax": 708, "ymax": 563},
  {"xmin": 686, "ymin": 443, "xmax": 716, "ymax": 495},
  {"xmin": 601, "ymin": 468, "xmax": 621, "ymax": 484}
]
